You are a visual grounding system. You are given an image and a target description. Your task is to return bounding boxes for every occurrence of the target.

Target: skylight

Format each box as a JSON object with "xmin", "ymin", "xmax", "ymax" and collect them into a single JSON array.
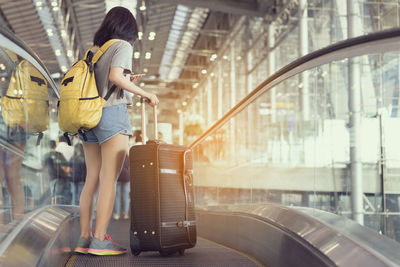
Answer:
[
  {"xmin": 159, "ymin": 5, "xmax": 208, "ymax": 80},
  {"xmin": 33, "ymin": 0, "xmax": 72, "ymax": 71}
]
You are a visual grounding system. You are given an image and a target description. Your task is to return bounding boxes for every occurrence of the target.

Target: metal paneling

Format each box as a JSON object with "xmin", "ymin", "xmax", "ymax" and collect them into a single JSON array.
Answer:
[
  {"xmin": 0, "ymin": 205, "xmax": 80, "ymax": 267},
  {"xmin": 197, "ymin": 204, "xmax": 400, "ymax": 267}
]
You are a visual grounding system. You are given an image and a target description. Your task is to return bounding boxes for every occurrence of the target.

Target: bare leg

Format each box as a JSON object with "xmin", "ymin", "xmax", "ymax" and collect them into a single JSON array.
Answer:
[
  {"xmin": 94, "ymin": 134, "xmax": 128, "ymax": 241},
  {"xmin": 80, "ymin": 143, "xmax": 101, "ymax": 240}
]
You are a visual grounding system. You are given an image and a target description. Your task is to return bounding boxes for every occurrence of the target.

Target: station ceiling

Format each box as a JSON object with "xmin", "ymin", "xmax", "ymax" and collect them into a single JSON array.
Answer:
[{"xmin": 0, "ymin": 0, "xmax": 275, "ymax": 125}]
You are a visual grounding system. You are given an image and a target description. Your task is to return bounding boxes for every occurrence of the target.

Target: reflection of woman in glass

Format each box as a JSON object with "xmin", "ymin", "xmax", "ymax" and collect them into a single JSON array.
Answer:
[
  {"xmin": 0, "ymin": 49, "xmax": 27, "ymax": 227},
  {"xmin": 0, "ymin": 144, "xmax": 26, "ymax": 221}
]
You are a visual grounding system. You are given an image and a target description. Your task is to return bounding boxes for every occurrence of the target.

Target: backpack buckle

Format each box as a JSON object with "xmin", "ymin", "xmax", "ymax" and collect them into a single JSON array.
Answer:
[
  {"xmin": 78, "ymin": 129, "xmax": 88, "ymax": 142},
  {"xmin": 63, "ymin": 132, "xmax": 72, "ymax": 146},
  {"xmin": 36, "ymin": 132, "xmax": 43, "ymax": 146}
]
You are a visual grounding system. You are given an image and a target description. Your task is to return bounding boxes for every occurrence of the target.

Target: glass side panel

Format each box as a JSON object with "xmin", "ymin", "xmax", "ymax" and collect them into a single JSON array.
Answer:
[
  {"xmin": 0, "ymin": 47, "xmax": 60, "ymax": 240},
  {"xmin": 193, "ymin": 51, "xmax": 400, "ymax": 243}
]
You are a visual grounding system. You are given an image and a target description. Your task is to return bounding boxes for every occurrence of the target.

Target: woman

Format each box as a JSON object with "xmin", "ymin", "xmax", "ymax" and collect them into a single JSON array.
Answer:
[{"xmin": 74, "ymin": 6, "xmax": 159, "ymax": 256}]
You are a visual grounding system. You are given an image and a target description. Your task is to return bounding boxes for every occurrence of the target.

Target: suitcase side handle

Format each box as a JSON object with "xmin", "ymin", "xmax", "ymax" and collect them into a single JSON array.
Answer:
[
  {"xmin": 140, "ymin": 97, "xmax": 158, "ymax": 143},
  {"xmin": 183, "ymin": 149, "xmax": 196, "ymax": 246}
]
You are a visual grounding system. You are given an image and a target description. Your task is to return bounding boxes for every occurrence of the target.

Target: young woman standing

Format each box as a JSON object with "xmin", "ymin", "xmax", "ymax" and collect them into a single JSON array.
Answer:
[{"xmin": 73, "ymin": 6, "xmax": 159, "ymax": 255}]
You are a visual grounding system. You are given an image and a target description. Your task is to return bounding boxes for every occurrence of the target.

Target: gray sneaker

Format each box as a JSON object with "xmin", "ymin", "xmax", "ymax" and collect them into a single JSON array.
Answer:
[
  {"xmin": 87, "ymin": 234, "xmax": 127, "ymax": 255},
  {"xmin": 74, "ymin": 236, "xmax": 91, "ymax": 254}
]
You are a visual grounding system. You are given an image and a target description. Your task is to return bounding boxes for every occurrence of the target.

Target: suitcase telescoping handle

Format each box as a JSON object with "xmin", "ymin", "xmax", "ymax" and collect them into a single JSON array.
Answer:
[{"xmin": 140, "ymin": 97, "xmax": 158, "ymax": 143}]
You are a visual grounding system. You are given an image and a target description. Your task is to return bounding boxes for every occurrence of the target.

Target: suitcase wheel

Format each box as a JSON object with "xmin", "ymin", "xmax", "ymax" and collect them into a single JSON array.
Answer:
[
  {"xmin": 178, "ymin": 249, "xmax": 185, "ymax": 256},
  {"xmin": 130, "ymin": 231, "xmax": 141, "ymax": 256},
  {"xmin": 132, "ymin": 248, "xmax": 141, "ymax": 256}
]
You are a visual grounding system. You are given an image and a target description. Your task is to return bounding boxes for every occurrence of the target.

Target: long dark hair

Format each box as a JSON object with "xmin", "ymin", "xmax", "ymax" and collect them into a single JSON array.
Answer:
[{"xmin": 93, "ymin": 6, "xmax": 138, "ymax": 46}]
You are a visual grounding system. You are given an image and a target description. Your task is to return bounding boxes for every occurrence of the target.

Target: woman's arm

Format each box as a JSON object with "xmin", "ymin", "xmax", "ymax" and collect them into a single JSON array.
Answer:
[{"xmin": 109, "ymin": 66, "xmax": 159, "ymax": 106}]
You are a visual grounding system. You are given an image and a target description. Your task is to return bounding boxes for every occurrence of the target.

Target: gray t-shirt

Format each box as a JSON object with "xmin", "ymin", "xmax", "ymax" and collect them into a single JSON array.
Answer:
[{"xmin": 94, "ymin": 40, "xmax": 133, "ymax": 107}]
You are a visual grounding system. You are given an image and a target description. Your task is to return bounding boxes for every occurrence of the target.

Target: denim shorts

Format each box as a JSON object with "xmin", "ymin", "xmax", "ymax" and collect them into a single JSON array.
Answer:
[
  {"xmin": 79, "ymin": 104, "xmax": 132, "ymax": 144},
  {"xmin": 0, "ymin": 115, "xmax": 27, "ymax": 144}
]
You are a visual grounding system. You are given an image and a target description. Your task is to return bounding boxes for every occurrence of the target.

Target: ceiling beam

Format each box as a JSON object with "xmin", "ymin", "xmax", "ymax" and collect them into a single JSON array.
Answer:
[
  {"xmin": 64, "ymin": 0, "xmax": 85, "ymax": 57},
  {"xmin": 258, "ymin": 0, "xmax": 276, "ymax": 13},
  {"xmin": 71, "ymin": 0, "xmax": 102, "ymax": 8},
  {"xmin": 156, "ymin": 0, "xmax": 265, "ymax": 17}
]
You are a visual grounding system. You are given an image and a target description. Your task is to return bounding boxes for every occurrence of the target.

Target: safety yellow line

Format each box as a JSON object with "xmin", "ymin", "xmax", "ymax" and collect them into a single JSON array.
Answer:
[{"xmin": 64, "ymin": 254, "xmax": 77, "ymax": 267}]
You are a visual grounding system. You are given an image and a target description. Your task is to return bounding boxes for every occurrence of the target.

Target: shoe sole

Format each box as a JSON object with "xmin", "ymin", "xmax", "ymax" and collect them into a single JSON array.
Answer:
[
  {"xmin": 60, "ymin": 247, "xmax": 72, "ymax": 253},
  {"xmin": 74, "ymin": 248, "xmax": 89, "ymax": 254},
  {"xmin": 88, "ymin": 248, "xmax": 127, "ymax": 256}
]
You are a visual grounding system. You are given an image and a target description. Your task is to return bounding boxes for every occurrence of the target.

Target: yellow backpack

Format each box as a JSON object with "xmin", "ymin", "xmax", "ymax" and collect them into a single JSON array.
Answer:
[
  {"xmin": 58, "ymin": 39, "xmax": 122, "ymax": 143},
  {"xmin": 1, "ymin": 52, "xmax": 49, "ymax": 141}
]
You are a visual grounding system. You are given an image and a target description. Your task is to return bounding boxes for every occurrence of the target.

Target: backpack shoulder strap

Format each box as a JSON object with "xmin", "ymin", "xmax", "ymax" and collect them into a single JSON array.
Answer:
[
  {"xmin": 4, "ymin": 50, "xmax": 19, "ymax": 70},
  {"xmin": 104, "ymin": 84, "xmax": 117, "ymax": 101},
  {"xmin": 84, "ymin": 48, "xmax": 93, "ymax": 61},
  {"xmin": 4, "ymin": 49, "xmax": 18, "ymax": 63},
  {"xmin": 91, "ymin": 39, "xmax": 123, "ymax": 64}
]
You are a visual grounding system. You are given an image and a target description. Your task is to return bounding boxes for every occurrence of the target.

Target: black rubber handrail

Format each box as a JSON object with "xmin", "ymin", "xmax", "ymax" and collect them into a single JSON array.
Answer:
[{"xmin": 190, "ymin": 27, "xmax": 400, "ymax": 149}]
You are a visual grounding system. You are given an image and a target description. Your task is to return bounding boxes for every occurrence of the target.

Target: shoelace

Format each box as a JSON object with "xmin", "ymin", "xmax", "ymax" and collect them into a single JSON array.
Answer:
[
  {"xmin": 105, "ymin": 234, "xmax": 121, "ymax": 246},
  {"xmin": 92, "ymin": 228, "xmax": 121, "ymax": 247}
]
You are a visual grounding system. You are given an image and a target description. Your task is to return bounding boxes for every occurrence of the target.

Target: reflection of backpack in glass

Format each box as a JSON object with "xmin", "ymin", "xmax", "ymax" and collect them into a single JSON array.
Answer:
[
  {"xmin": 58, "ymin": 39, "xmax": 122, "ymax": 144},
  {"xmin": 0, "ymin": 51, "xmax": 49, "ymax": 143}
]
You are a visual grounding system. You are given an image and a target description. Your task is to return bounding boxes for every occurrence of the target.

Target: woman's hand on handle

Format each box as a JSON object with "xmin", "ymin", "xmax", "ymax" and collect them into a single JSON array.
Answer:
[{"xmin": 146, "ymin": 93, "xmax": 159, "ymax": 107}]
